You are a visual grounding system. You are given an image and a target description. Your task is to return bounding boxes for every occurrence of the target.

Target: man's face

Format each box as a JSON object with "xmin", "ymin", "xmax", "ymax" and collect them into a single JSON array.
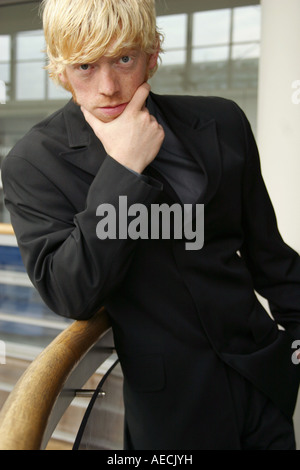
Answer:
[{"xmin": 61, "ymin": 48, "xmax": 158, "ymax": 123}]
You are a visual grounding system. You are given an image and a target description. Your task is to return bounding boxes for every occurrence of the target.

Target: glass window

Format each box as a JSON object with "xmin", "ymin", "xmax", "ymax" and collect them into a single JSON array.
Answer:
[
  {"xmin": 0, "ymin": 35, "xmax": 11, "ymax": 104},
  {"xmin": 233, "ymin": 6, "xmax": 261, "ymax": 43},
  {"xmin": 16, "ymin": 61, "xmax": 45, "ymax": 100},
  {"xmin": 157, "ymin": 14, "xmax": 187, "ymax": 49},
  {"xmin": 192, "ymin": 46, "xmax": 229, "ymax": 63},
  {"xmin": 232, "ymin": 43, "xmax": 260, "ymax": 60},
  {"xmin": 48, "ymin": 77, "xmax": 70, "ymax": 100},
  {"xmin": 157, "ymin": 14, "xmax": 187, "ymax": 65},
  {"xmin": 152, "ymin": 4, "xmax": 261, "ymax": 134},
  {"xmin": 0, "ymin": 35, "xmax": 10, "ymax": 62},
  {"xmin": 159, "ymin": 49, "xmax": 186, "ymax": 66},
  {"xmin": 193, "ymin": 9, "xmax": 231, "ymax": 46},
  {"xmin": 0, "ymin": 64, "xmax": 10, "ymax": 85},
  {"xmin": 16, "ymin": 30, "xmax": 45, "ymax": 61},
  {"xmin": 15, "ymin": 30, "xmax": 46, "ymax": 101}
]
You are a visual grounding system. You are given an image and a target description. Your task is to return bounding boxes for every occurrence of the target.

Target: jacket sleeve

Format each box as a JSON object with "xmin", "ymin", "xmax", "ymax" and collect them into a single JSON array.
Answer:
[
  {"xmin": 1, "ymin": 153, "xmax": 162, "ymax": 320},
  {"xmin": 236, "ymin": 104, "xmax": 300, "ymax": 339}
]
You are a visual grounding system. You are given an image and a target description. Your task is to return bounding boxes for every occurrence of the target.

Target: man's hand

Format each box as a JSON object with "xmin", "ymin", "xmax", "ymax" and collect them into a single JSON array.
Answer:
[{"xmin": 81, "ymin": 83, "xmax": 165, "ymax": 174}]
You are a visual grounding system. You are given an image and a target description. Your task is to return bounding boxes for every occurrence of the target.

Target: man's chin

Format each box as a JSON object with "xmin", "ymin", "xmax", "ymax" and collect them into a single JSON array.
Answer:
[{"xmin": 92, "ymin": 113, "xmax": 120, "ymax": 123}]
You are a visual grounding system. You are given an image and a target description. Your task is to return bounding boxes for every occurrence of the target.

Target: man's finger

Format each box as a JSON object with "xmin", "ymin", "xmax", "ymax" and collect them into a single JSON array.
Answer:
[
  {"xmin": 81, "ymin": 106, "xmax": 103, "ymax": 129},
  {"xmin": 124, "ymin": 82, "xmax": 151, "ymax": 114}
]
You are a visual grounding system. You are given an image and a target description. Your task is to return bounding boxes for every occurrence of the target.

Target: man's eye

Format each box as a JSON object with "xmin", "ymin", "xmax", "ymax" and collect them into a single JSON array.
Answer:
[
  {"xmin": 119, "ymin": 56, "xmax": 131, "ymax": 64},
  {"xmin": 79, "ymin": 64, "xmax": 90, "ymax": 71}
]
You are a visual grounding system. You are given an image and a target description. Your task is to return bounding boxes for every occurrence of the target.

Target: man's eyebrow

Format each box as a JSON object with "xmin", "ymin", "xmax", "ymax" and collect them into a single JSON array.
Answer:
[{"xmin": 108, "ymin": 47, "xmax": 140, "ymax": 57}]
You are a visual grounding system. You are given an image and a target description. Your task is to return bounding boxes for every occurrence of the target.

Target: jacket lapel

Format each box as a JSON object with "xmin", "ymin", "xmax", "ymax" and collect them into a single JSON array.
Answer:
[
  {"xmin": 149, "ymin": 93, "xmax": 222, "ymax": 206},
  {"xmin": 61, "ymin": 100, "xmax": 107, "ymax": 176}
]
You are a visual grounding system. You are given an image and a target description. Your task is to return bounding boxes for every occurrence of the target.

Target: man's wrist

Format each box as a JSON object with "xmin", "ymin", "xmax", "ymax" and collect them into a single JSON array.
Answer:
[{"xmin": 107, "ymin": 154, "xmax": 149, "ymax": 182}]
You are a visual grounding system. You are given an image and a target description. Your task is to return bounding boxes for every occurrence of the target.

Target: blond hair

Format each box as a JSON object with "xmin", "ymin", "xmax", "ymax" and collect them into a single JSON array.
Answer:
[{"xmin": 41, "ymin": 0, "xmax": 163, "ymax": 87}]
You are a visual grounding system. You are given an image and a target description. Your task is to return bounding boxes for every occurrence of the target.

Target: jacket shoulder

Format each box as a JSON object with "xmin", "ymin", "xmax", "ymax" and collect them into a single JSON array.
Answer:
[
  {"xmin": 151, "ymin": 92, "xmax": 250, "ymax": 151},
  {"xmin": 152, "ymin": 92, "xmax": 246, "ymax": 126}
]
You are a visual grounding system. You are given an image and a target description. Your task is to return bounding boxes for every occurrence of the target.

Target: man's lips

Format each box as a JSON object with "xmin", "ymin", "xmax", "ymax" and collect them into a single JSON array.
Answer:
[{"xmin": 98, "ymin": 102, "xmax": 128, "ymax": 116}]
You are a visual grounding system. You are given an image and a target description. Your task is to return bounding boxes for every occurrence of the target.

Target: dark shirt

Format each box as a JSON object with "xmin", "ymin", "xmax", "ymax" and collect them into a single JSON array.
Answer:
[{"xmin": 147, "ymin": 96, "xmax": 205, "ymax": 205}]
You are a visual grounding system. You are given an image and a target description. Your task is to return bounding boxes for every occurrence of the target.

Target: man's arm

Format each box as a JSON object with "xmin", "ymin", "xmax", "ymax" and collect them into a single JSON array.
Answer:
[
  {"xmin": 1, "ymin": 84, "xmax": 164, "ymax": 320},
  {"xmin": 236, "ymin": 103, "xmax": 300, "ymax": 339}
]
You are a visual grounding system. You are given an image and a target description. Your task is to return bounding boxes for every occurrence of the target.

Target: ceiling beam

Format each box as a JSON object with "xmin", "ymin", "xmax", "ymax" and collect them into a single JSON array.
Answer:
[
  {"xmin": 0, "ymin": 0, "xmax": 260, "ymax": 10},
  {"xmin": 0, "ymin": 0, "xmax": 39, "ymax": 6},
  {"xmin": 156, "ymin": 0, "xmax": 259, "ymax": 16}
]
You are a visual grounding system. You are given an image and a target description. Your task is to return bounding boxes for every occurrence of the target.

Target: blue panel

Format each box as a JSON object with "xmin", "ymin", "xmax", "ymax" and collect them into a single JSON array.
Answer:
[{"xmin": 0, "ymin": 245, "xmax": 25, "ymax": 271}]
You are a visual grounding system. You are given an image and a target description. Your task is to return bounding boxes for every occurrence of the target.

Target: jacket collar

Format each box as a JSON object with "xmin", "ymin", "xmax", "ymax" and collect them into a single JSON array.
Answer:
[
  {"xmin": 61, "ymin": 99, "xmax": 107, "ymax": 176},
  {"xmin": 63, "ymin": 99, "xmax": 92, "ymax": 148}
]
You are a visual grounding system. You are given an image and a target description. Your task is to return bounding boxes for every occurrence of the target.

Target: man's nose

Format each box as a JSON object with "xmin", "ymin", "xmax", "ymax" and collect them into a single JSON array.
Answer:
[{"xmin": 97, "ymin": 66, "xmax": 120, "ymax": 96}]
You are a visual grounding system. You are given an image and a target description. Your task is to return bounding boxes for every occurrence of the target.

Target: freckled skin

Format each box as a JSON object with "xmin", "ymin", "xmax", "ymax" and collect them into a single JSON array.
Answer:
[
  {"xmin": 61, "ymin": 48, "xmax": 165, "ymax": 174},
  {"xmin": 61, "ymin": 50, "xmax": 157, "ymax": 123}
]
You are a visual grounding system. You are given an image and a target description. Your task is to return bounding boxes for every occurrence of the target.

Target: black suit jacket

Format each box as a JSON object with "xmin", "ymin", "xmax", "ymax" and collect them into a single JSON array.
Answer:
[{"xmin": 2, "ymin": 93, "xmax": 300, "ymax": 449}]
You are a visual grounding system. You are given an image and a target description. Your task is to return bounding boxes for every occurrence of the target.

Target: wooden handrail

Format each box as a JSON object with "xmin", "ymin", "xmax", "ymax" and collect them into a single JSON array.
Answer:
[
  {"xmin": 0, "ymin": 307, "xmax": 111, "ymax": 450},
  {"xmin": 0, "ymin": 223, "xmax": 14, "ymax": 236}
]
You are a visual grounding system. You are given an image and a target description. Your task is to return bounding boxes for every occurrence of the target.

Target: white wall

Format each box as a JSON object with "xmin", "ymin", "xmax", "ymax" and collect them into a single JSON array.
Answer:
[{"xmin": 257, "ymin": 0, "xmax": 300, "ymax": 449}]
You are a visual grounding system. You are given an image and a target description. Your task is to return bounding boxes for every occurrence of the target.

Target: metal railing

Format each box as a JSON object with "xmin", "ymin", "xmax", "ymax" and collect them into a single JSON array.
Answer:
[
  {"xmin": 0, "ymin": 224, "xmax": 124, "ymax": 450},
  {"xmin": 0, "ymin": 306, "xmax": 115, "ymax": 450},
  {"xmin": 0, "ymin": 223, "xmax": 14, "ymax": 235}
]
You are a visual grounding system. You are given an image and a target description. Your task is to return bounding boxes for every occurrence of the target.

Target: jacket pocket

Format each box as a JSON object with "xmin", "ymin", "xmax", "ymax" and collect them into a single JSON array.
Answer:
[{"xmin": 120, "ymin": 353, "xmax": 165, "ymax": 392}]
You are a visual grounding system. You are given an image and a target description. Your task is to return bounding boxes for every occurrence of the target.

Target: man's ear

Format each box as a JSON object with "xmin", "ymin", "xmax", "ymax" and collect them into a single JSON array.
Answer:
[
  {"xmin": 148, "ymin": 49, "xmax": 159, "ymax": 71},
  {"xmin": 59, "ymin": 71, "xmax": 67, "ymax": 85},
  {"xmin": 59, "ymin": 71, "xmax": 73, "ymax": 93}
]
